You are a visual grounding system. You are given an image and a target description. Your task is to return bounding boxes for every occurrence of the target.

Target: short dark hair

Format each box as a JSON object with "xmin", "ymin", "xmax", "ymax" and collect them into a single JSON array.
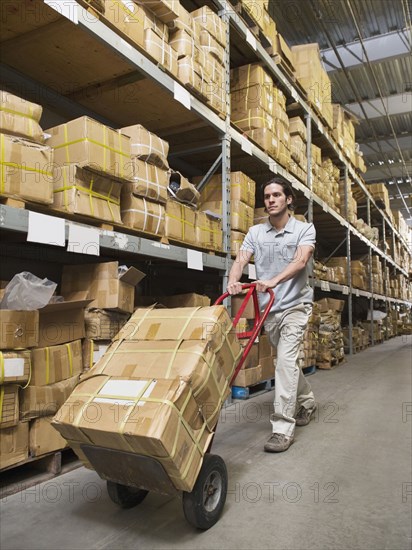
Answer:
[{"xmin": 262, "ymin": 178, "xmax": 295, "ymax": 211}]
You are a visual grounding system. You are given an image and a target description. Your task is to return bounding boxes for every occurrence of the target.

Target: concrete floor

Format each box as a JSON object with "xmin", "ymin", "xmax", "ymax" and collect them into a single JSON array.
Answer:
[{"xmin": 1, "ymin": 335, "xmax": 411, "ymax": 550}]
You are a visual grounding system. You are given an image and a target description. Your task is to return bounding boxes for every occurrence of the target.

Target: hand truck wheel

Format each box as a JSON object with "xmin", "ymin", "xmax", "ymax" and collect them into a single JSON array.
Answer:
[
  {"xmin": 107, "ymin": 481, "xmax": 149, "ymax": 509},
  {"xmin": 182, "ymin": 454, "xmax": 228, "ymax": 530}
]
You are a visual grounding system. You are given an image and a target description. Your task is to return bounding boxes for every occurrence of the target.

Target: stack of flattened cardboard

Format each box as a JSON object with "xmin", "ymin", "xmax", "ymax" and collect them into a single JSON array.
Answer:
[
  {"xmin": 0, "ymin": 91, "xmax": 53, "ymax": 205},
  {"xmin": 53, "ymin": 305, "xmax": 242, "ymax": 492},
  {"xmin": 315, "ymin": 298, "xmax": 345, "ymax": 368}
]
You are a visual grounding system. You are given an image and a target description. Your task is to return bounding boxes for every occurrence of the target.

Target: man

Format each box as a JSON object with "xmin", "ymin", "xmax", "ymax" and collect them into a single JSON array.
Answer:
[{"xmin": 227, "ymin": 178, "xmax": 316, "ymax": 452}]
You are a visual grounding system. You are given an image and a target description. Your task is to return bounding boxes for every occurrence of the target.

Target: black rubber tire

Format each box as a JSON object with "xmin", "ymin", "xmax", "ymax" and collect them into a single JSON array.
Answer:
[
  {"xmin": 182, "ymin": 454, "xmax": 228, "ymax": 530},
  {"xmin": 107, "ymin": 481, "xmax": 149, "ymax": 509}
]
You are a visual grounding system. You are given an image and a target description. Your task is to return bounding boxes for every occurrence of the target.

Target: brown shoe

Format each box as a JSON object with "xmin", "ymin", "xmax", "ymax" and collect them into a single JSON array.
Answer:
[
  {"xmin": 264, "ymin": 433, "xmax": 294, "ymax": 453},
  {"xmin": 295, "ymin": 405, "xmax": 317, "ymax": 426}
]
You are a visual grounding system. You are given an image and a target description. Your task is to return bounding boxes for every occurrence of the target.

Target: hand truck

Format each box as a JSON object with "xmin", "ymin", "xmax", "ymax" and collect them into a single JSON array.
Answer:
[{"xmin": 78, "ymin": 284, "xmax": 275, "ymax": 530}]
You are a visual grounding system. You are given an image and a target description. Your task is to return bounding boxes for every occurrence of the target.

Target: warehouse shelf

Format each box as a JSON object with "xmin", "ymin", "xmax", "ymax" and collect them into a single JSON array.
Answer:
[
  {"xmin": 0, "ymin": 205, "xmax": 227, "ymax": 271},
  {"xmin": 213, "ymin": 0, "xmax": 411, "ymax": 254},
  {"xmin": 0, "ymin": 0, "xmax": 410, "ymax": 350}
]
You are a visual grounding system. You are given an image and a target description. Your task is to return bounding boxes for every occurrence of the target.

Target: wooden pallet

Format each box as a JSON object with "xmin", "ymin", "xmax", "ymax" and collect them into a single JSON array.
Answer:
[
  {"xmin": 232, "ymin": 377, "xmax": 275, "ymax": 400},
  {"xmin": 0, "ymin": 449, "xmax": 81, "ymax": 499},
  {"xmin": 317, "ymin": 356, "xmax": 346, "ymax": 370}
]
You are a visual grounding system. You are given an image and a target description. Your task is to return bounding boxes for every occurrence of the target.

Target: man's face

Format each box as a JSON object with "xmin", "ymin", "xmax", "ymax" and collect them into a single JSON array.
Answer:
[{"xmin": 263, "ymin": 183, "xmax": 292, "ymax": 216}]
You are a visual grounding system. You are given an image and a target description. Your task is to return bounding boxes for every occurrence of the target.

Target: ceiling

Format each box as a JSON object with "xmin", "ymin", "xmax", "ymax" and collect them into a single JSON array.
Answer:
[{"xmin": 269, "ymin": 0, "xmax": 412, "ymax": 226}]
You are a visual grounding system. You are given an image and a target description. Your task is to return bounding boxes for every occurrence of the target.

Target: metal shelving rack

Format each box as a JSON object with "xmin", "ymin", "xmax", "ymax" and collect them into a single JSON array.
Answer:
[{"xmin": 0, "ymin": 0, "xmax": 410, "ymax": 353}]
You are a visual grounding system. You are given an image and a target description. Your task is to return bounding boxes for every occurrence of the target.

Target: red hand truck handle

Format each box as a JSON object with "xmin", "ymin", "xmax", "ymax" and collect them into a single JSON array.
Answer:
[{"xmin": 214, "ymin": 283, "xmax": 275, "ymax": 385}]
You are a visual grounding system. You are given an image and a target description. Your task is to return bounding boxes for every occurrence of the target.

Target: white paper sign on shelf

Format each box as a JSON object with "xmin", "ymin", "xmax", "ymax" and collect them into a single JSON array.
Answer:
[
  {"xmin": 248, "ymin": 264, "xmax": 257, "ymax": 280},
  {"xmin": 267, "ymin": 158, "xmax": 277, "ymax": 173},
  {"xmin": 320, "ymin": 280, "xmax": 330, "ymax": 292},
  {"xmin": 245, "ymin": 29, "xmax": 257, "ymax": 50},
  {"xmin": 67, "ymin": 223, "xmax": 100, "ymax": 256},
  {"xmin": 187, "ymin": 249, "xmax": 203, "ymax": 271},
  {"xmin": 342, "ymin": 286, "xmax": 349, "ymax": 295},
  {"xmin": 355, "ymin": 288, "xmax": 360, "ymax": 297},
  {"xmin": 173, "ymin": 82, "xmax": 191, "ymax": 110},
  {"xmin": 44, "ymin": 0, "xmax": 78, "ymax": 24},
  {"xmin": 28, "ymin": 211, "xmax": 65, "ymax": 247},
  {"xmin": 241, "ymin": 137, "xmax": 253, "ymax": 156}
]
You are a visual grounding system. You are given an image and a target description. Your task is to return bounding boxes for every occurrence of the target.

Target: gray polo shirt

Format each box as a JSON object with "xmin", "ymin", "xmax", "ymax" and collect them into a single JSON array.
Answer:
[{"xmin": 240, "ymin": 215, "xmax": 316, "ymax": 313}]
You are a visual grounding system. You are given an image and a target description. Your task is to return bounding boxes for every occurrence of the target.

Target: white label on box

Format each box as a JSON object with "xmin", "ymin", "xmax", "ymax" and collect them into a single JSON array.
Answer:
[
  {"xmin": 320, "ymin": 280, "xmax": 330, "ymax": 292},
  {"xmin": 248, "ymin": 264, "xmax": 257, "ymax": 280},
  {"xmin": 342, "ymin": 285, "xmax": 349, "ymax": 295},
  {"xmin": 4, "ymin": 358, "xmax": 25, "ymax": 378},
  {"xmin": 174, "ymin": 82, "xmax": 191, "ymax": 110},
  {"xmin": 67, "ymin": 223, "xmax": 100, "ymax": 256},
  {"xmin": 246, "ymin": 29, "xmax": 257, "ymax": 50},
  {"xmin": 28, "ymin": 211, "xmax": 65, "ymax": 247},
  {"xmin": 241, "ymin": 138, "xmax": 253, "ymax": 156},
  {"xmin": 44, "ymin": 0, "xmax": 78, "ymax": 24},
  {"xmin": 95, "ymin": 379, "xmax": 156, "ymax": 406},
  {"xmin": 93, "ymin": 345, "xmax": 109, "ymax": 364},
  {"xmin": 187, "ymin": 249, "xmax": 204, "ymax": 271}
]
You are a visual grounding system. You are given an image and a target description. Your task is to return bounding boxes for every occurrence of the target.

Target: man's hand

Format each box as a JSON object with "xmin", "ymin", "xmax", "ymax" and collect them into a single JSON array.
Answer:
[
  {"xmin": 255, "ymin": 279, "xmax": 277, "ymax": 293},
  {"xmin": 227, "ymin": 282, "xmax": 243, "ymax": 295}
]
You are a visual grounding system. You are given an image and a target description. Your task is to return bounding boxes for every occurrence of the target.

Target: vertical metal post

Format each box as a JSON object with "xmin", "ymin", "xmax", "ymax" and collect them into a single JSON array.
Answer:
[
  {"xmin": 344, "ymin": 167, "xmax": 353, "ymax": 355},
  {"xmin": 220, "ymin": 7, "xmax": 232, "ymax": 311},
  {"xmin": 382, "ymin": 220, "xmax": 389, "ymax": 340},
  {"xmin": 305, "ymin": 114, "xmax": 313, "ymax": 223},
  {"xmin": 366, "ymin": 198, "xmax": 374, "ymax": 345}
]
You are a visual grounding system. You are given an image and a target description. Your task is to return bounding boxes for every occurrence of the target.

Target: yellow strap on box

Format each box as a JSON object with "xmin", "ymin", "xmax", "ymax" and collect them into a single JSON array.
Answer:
[
  {"xmin": 66, "ymin": 343, "xmax": 73, "ymax": 377},
  {"xmin": 0, "ymin": 386, "xmax": 4, "ymax": 423},
  {"xmin": 53, "ymin": 137, "xmax": 129, "ymax": 158},
  {"xmin": 0, "ymin": 106, "xmax": 38, "ymax": 121},
  {"xmin": 53, "ymin": 184, "xmax": 120, "ymax": 206}
]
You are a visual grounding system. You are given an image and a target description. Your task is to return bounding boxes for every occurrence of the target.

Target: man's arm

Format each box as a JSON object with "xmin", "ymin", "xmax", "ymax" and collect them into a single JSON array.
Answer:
[
  {"xmin": 227, "ymin": 249, "xmax": 253, "ymax": 295},
  {"xmin": 255, "ymin": 245, "xmax": 314, "ymax": 292}
]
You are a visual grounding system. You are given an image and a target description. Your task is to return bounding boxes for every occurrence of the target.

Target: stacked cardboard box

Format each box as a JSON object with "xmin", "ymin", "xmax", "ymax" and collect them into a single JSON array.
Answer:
[
  {"xmin": 288, "ymin": 116, "xmax": 307, "ymax": 183},
  {"xmin": 142, "ymin": 2, "xmax": 178, "ymax": 77},
  {"xmin": 360, "ymin": 321, "xmax": 383, "ymax": 343},
  {"xmin": 354, "ymin": 218, "xmax": 379, "ymax": 244},
  {"xmin": 0, "ymin": 91, "xmax": 53, "ymax": 205},
  {"xmin": 193, "ymin": 171, "xmax": 256, "ymax": 253},
  {"xmin": 103, "ymin": 0, "xmax": 145, "ymax": 49},
  {"xmin": 338, "ymin": 177, "xmax": 358, "ymax": 225},
  {"xmin": 292, "ymin": 44, "xmax": 333, "ymax": 129},
  {"xmin": 53, "ymin": 305, "xmax": 242, "ymax": 492},
  {"xmin": 316, "ymin": 298, "xmax": 345, "ymax": 368},
  {"xmin": 353, "ymin": 183, "xmax": 391, "ymax": 215},
  {"xmin": 351, "ymin": 260, "xmax": 368, "ymax": 290},
  {"xmin": 370, "ymin": 256, "xmax": 384, "ymax": 295},
  {"xmin": 231, "ymin": 64, "xmax": 290, "ymax": 166},
  {"xmin": 297, "ymin": 303, "xmax": 320, "ymax": 370},
  {"xmin": 120, "ymin": 124, "xmax": 169, "ymax": 236},
  {"xmin": 319, "ymin": 157, "xmax": 341, "ymax": 212},
  {"xmin": 342, "ymin": 326, "xmax": 367, "ymax": 353},
  {"xmin": 332, "ymin": 105, "xmax": 356, "ymax": 164},
  {"xmin": 46, "ymin": 116, "xmax": 132, "ymax": 222},
  {"xmin": 324, "ymin": 257, "xmax": 347, "ymax": 285}
]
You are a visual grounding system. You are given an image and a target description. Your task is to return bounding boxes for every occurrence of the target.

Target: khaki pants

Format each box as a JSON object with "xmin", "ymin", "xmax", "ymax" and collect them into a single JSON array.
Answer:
[{"xmin": 264, "ymin": 303, "xmax": 315, "ymax": 437}]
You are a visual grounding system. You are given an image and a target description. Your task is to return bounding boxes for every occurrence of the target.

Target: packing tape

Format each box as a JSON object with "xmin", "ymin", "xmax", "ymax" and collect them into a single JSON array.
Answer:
[{"xmin": 66, "ymin": 343, "xmax": 73, "ymax": 377}]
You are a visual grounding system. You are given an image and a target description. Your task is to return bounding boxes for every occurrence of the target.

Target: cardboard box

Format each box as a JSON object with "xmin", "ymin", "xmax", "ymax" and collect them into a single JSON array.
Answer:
[
  {"xmin": 52, "ymin": 165, "xmax": 122, "ymax": 223},
  {"xmin": 165, "ymin": 200, "xmax": 196, "ymax": 244},
  {"xmin": 38, "ymin": 299, "xmax": 91, "ymax": 347},
  {"xmin": 29, "ymin": 416, "xmax": 68, "ymax": 457},
  {"xmin": 84, "ymin": 309, "xmax": 130, "ymax": 340},
  {"xmin": 254, "ymin": 207, "xmax": 267, "ymax": 225},
  {"xmin": 191, "ymin": 6, "xmax": 227, "ymax": 48},
  {"xmin": 135, "ymin": 0, "xmax": 179, "ymax": 24},
  {"xmin": 170, "ymin": 29, "xmax": 204, "ymax": 63},
  {"xmin": 0, "ymin": 351, "xmax": 31, "ymax": 385},
  {"xmin": 125, "ymin": 159, "xmax": 169, "ymax": 203},
  {"xmin": 115, "ymin": 306, "xmax": 241, "ymax": 356},
  {"xmin": 120, "ymin": 124, "xmax": 169, "ymax": 169},
  {"xmin": 104, "ymin": 0, "xmax": 145, "ymax": 48},
  {"xmin": 87, "ymin": 337, "xmax": 240, "ymax": 427},
  {"xmin": 46, "ymin": 117, "xmax": 131, "ymax": 182},
  {"xmin": 231, "ymin": 63, "xmax": 273, "ymax": 91},
  {"xmin": 177, "ymin": 57, "xmax": 208, "ymax": 100},
  {"xmin": 289, "ymin": 117, "xmax": 307, "ymax": 141},
  {"xmin": 194, "ymin": 171, "xmax": 256, "ymax": 208},
  {"xmin": 260, "ymin": 355, "xmax": 275, "ymax": 381},
  {"xmin": 121, "ymin": 193, "xmax": 165, "ymax": 236},
  {"xmin": 245, "ymin": 127, "xmax": 278, "ymax": 158},
  {"xmin": 233, "ymin": 365, "xmax": 261, "ymax": 387},
  {"xmin": 240, "ymin": 342, "xmax": 258, "ymax": 369},
  {"xmin": 144, "ymin": 29, "xmax": 178, "ymax": 76},
  {"xmin": 20, "ymin": 375, "xmax": 79, "ymax": 420},
  {"xmin": 232, "ymin": 294, "xmax": 256, "ymax": 319},
  {"xmin": 258, "ymin": 334, "xmax": 272, "ymax": 359},
  {"xmin": 30, "ymin": 339, "xmax": 83, "ymax": 386},
  {"xmin": 61, "ymin": 262, "xmax": 145, "ymax": 315},
  {"xmin": 142, "ymin": 3, "xmax": 169, "ymax": 39},
  {"xmin": 0, "ymin": 422, "xmax": 29, "ymax": 469},
  {"xmin": 195, "ymin": 211, "xmax": 222, "ymax": 252},
  {"xmin": 199, "ymin": 30, "xmax": 224, "ymax": 64},
  {"xmin": 0, "ymin": 384, "xmax": 19, "ymax": 428},
  {"xmin": 0, "ymin": 134, "xmax": 53, "ymax": 204},
  {"xmin": 316, "ymin": 298, "xmax": 345, "ymax": 313},
  {"xmin": 0, "ymin": 90, "xmax": 43, "ymax": 143},
  {"xmin": 137, "ymin": 293, "xmax": 211, "ymax": 308},
  {"xmin": 53, "ymin": 375, "xmax": 213, "ymax": 492},
  {"xmin": 0, "ymin": 310, "xmax": 39, "ymax": 349},
  {"xmin": 82, "ymin": 339, "xmax": 112, "ymax": 371},
  {"xmin": 200, "ymin": 200, "xmax": 253, "ymax": 233},
  {"xmin": 169, "ymin": 173, "xmax": 200, "ymax": 206},
  {"xmin": 231, "ymin": 85, "xmax": 275, "ymax": 117},
  {"xmin": 231, "ymin": 231, "xmax": 245, "ymax": 257}
]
